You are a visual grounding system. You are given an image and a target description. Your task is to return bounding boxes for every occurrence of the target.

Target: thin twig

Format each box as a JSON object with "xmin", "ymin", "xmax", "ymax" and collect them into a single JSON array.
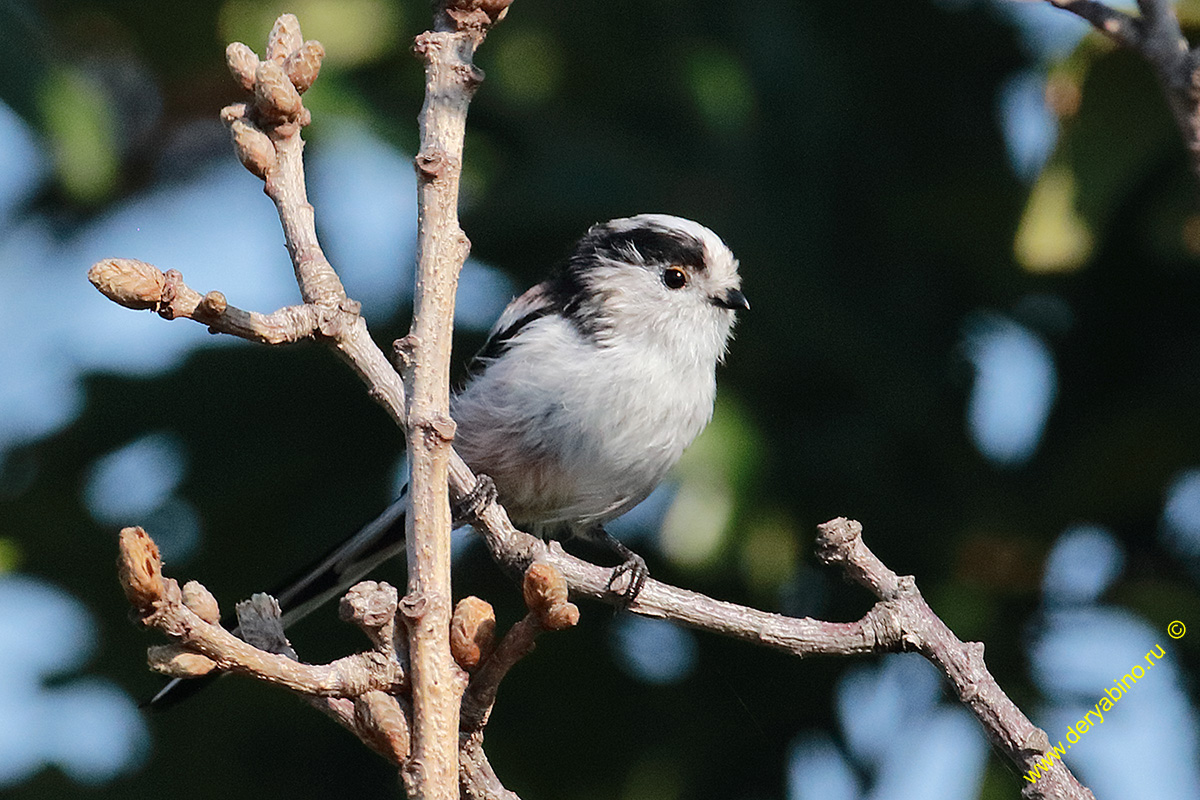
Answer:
[
  {"xmin": 459, "ymin": 563, "xmax": 579, "ymax": 733},
  {"xmin": 118, "ymin": 527, "xmax": 407, "ymax": 696},
  {"xmin": 93, "ymin": 8, "xmax": 1097, "ymax": 798},
  {"xmin": 1046, "ymin": 0, "xmax": 1200, "ymax": 183},
  {"xmin": 1049, "ymin": 0, "xmax": 1143, "ymax": 49},
  {"xmin": 815, "ymin": 519, "xmax": 1094, "ymax": 800},
  {"xmin": 88, "ymin": 260, "xmax": 324, "ymax": 345},
  {"xmin": 459, "ymin": 733, "xmax": 521, "ymax": 800},
  {"xmin": 467, "ymin": 513, "xmax": 1094, "ymax": 800}
]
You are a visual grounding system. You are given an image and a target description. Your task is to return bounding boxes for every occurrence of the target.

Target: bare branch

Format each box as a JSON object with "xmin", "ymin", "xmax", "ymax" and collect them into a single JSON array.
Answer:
[
  {"xmin": 94, "ymin": 9, "xmax": 1092, "ymax": 799},
  {"xmin": 119, "ymin": 527, "xmax": 407, "ymax": 696},
  {"xmin": 466, "ymin": 496, "xmax": 886, "ymax": 656},
  {"xmin": 465, "ymin": 513, "xmax": 1094, "ymax": 799},
  {"xmin": 815, "ymin": 519, "xmax": 1094, "ymax": 800},
  {"xmin": 1048, "ymin": 0, "xmax": 1143, "ymax": 49},
  {"xmin": 1045, "ymin": 0, "xmax": 1200, "ymax": 184},
  {"xmin": 459, "ymin": 563, "xmax": 580, "ymax": 733},
  {"xmin": 122, "ymin": 525, "xmax": 424, "ymax": 770},
  {"xmin": 460, "ymin": 734, "xmax": 521, "ymax": 800},
  {"xmin": 247, "ymin": 16, "xmax": 346, "ymax": 307},
  {"xmin": 401, "ymin": 2, "xmax": 511, "ymax": 794},
  {"xmin": 88, "ymin": 259, "xmax": 323, "ymax": 345},
  {"xmin": 95, "ymin": 10, "xmax": 519, "ymax": 797}
]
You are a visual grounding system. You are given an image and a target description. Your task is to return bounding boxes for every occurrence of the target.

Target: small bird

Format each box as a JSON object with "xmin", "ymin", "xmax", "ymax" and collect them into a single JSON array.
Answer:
[{"xmin": 150, "ymin": 214, "xmax": 746, "ymax": 706}]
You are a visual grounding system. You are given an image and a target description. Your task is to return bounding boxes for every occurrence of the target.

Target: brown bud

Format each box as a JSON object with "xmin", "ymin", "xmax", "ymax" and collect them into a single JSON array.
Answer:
[
  {"xmin": 355, "ymin": 691, "xmax": 410, "ymax": 764},
  {"xmin": 542, "ymin": 602, "xmax": 580, "ymax": 631},
  {"xmin": 117, "ymin": 526, "xmax": 165, "ymax": 612},
  {"xmin": 89, "ymin": 258, "xmax": 166, "ymax": 310},
  {"xmin": 522, "ymin": 562, "xmax": 568, "ymax": 613},
  {"xmin": 161, "ymin": 576, "xmax": 183, "ymax": 605},
  {"xmin": 198, "ymin": 291, "xmax": 227, "ymax": 318},
  {"xmin": 442, "ymin": 0, "xmax": 508, "ymax": 29},
  {"xmin": 450, "ymin": 596, "xmax": 496, "ymax": 671},
  {"xmin": 285, "ymin": 40, "xmax": 325, "ymax": 94},
  {"xmin": 523, "ymin": 562, "xmax": 579, "ymax": 630},
  {"xmin": 267, "ymin": 14, "xmax": 303, "ymax": 63},
  {"xmin": 228, "ymin": 118, "xmax": 276, "ymax": 179},
  {"xmin": 148, "ymin": 644, "xmax": 217, "ymax": 678},
  {"xmin": 339, "ymin": 581, "xmax": 399, "ymax": 629},
  {"xmin": 225, "ymin": 42, "xmax": 260, "ymax": 92},
  {"xmin": 254, "ymin": 61, "xmax": 303, "ymax": 122},
  {"xmin": 220, "ymin": 103, "xmax": 248, "ymax": 125},
  {"xmin": 181, "ymin": 581, "xmax": 220, "ymax": 624},
  {"xmin": 479, "ymin": 0, "xmax": 513, "ymax": 23}
]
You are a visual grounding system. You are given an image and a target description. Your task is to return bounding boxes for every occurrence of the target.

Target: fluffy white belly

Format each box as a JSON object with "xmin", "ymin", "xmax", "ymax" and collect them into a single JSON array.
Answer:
[{"xmin": 451, "ymin": 318, "xmax": 716, "ymax": 535}]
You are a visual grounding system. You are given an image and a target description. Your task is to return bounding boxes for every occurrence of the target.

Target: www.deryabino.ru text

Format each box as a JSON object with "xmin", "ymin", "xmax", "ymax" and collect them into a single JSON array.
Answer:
[{"xmin": 1024, "ymin": 643, "xmax": 1167, "ymax": 784}]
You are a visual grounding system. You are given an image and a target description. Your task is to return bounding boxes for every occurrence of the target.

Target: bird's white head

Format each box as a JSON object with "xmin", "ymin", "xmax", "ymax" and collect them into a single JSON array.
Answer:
[{"xmin": 559, "ymin": 214, "xmax": 747, "ymax": 361}]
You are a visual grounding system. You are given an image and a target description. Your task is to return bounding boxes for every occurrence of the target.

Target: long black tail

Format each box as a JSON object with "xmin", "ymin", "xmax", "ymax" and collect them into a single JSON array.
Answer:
[{"xmin": 145, "ymin": 490, "xmax": 410, "ymax": 709}]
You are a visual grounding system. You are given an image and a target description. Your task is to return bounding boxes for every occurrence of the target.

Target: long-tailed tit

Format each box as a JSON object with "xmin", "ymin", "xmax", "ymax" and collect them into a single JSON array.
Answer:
[{"xmin": 150, "ymin": 214, "xmax": 745, "ymax": 706}]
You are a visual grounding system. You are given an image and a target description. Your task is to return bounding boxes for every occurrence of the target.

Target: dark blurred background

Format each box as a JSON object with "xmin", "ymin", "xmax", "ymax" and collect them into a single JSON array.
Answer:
[{"xmin": 1, "ymin": 1, "xmax": 1199, "ymax": 798}]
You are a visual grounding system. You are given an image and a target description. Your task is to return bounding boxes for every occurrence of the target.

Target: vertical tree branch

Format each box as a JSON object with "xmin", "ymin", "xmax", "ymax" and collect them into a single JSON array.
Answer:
[
  {"xmin": 1047, "ymin": 0, "xmax": 1200, "ymax": 184},
  {"xmin": 402, "ymin": 3, "xmax": 509, "ymax": 797}
]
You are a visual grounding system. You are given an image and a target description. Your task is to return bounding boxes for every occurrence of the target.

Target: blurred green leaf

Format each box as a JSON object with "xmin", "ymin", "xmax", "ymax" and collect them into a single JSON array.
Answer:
[
  {"xmin": 38, "ymin": 66, "xmax": 118, "ymax": 204},
  {"xmin": 219, "ymin": 0, "xmax": 404, "ymax": 66},
  {"xmin": 489, "ymin": 26, "xmax": 564, "ymax": 106},
  {"xmin": 660, "ymin": 395, "xmax": 763, "ymax": 571},
  {"xmin": 683, "ymin": 44, "xmax": 755, "ymax": 137},
  {"xmin": 0, "ymin": 537, "xmax": 21, "ymax": 573}
]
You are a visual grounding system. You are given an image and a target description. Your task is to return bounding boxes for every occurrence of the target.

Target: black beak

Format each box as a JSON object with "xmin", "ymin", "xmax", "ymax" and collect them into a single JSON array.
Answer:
[{"xmin": 712, "ymin": 287, "xmax": 750, "ymax": 311}]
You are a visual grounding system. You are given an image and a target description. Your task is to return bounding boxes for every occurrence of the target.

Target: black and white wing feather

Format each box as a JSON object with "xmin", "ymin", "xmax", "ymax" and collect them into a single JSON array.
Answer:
[{"xmin": 464, "ymin": 281, "xmax": 564, "ymax": 376}]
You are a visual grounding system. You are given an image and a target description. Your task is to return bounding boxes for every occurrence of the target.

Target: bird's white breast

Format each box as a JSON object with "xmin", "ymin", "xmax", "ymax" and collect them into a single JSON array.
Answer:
[{"xmin": 451, "ymin": 313, "xmax": 720, "ymax": 535}]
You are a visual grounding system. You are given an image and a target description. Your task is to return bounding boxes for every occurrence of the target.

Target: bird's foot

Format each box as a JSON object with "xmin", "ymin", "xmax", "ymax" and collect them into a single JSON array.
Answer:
[
  {"xmin": 605, "ymin": 551, "xmax": 649, "ymax": 609},
  {"xmin": 452, "ymin": 473, "xmax": 497, "ymax": 526}
]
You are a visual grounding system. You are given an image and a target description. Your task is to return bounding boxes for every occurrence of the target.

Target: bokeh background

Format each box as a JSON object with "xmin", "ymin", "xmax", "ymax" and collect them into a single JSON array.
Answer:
[{"xmin": 2, "ymin": 0, "xmax": 1199, "ymax": 798}]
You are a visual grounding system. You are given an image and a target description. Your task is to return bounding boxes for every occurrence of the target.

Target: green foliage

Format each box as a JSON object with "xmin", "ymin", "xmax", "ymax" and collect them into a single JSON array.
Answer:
[{"xmin": 39, "ymin": 66, "xmax": 120, "ymax": 204}]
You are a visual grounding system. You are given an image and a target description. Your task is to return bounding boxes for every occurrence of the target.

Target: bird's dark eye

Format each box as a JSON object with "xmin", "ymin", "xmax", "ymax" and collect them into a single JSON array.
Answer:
[{"xmin": 663, "ymin": 267, "xmax": 688, "ymax": 289}]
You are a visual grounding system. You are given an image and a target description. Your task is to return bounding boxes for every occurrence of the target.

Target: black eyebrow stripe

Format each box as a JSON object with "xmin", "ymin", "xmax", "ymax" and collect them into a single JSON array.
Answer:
[
  {"xmin": 466, "ymin": 221, "xmax": 713, "ymax": 375},
  {"xmin": 590, "ymin": 226, "xmax": 708, "ymax": 271}
]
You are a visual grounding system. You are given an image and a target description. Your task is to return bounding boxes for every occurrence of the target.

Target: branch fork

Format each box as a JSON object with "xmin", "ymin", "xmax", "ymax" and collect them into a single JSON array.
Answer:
[
  {"xmin": 1047, "ymin": 0, "xmax": 1200, "ymax": 183},
  {"xmin": 118, "ymin": 524, "xmax": 574, "ymax": 798},
  {"xmin": 93, "ymin": 8, "xmax": 1097, "ymax": 799}
]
